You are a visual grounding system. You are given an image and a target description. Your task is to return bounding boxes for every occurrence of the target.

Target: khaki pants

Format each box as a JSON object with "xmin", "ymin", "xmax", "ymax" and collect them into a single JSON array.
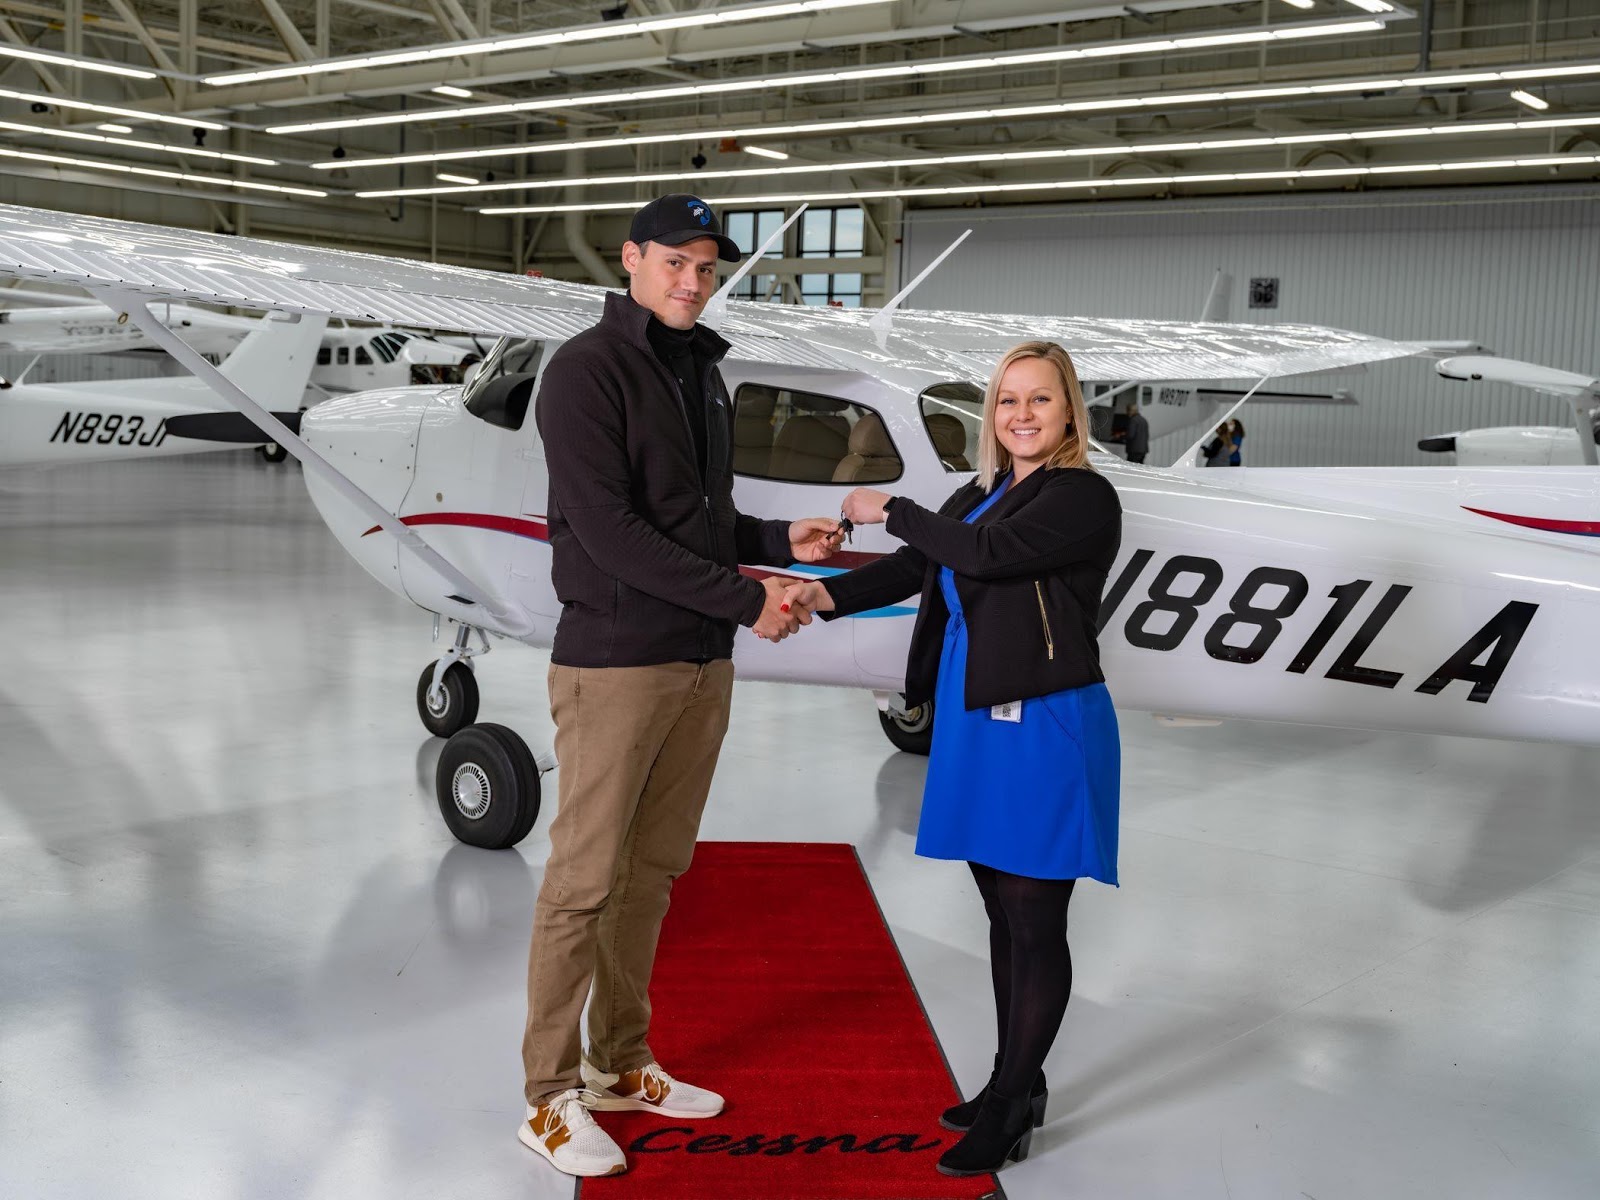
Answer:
[{"xmin": 521, "ymin": 659, "xmax": 735, "ymax": 1104}]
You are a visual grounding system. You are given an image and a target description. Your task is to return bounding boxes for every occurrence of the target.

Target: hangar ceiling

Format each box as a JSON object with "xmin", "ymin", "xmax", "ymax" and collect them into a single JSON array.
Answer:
[{"xmin": 2, "ymin": 0, "xmax": 1598, "ymax": 294}]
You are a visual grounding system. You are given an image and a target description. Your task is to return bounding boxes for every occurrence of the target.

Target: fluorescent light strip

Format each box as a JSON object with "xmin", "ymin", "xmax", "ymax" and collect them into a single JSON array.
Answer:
[
  {"xmin": 477, "ymin": 153, "xmax": 1600, "ymax": 214},
  {"xmin": 269, "ymin": 17, "xmax": 1387, "ymax": 135},
  {"xmin": 1511, "ymin": 89, "xmax": 1550, "ymax": 110},
  {"xmin": 0, "ymin": 120, "xmax": 278, "ymax": 166},
  {"xmin": 0, "ymin": 43, "xmax": 156, "ymax": 80},
  {"xmin": 0, "ymin": 87, "xmax": 229, "ymax": 131},
  {"xmin": 433, "ymin": 85, "xmax": 474, "ymax": 99},
  {"xmin": 744, "ymin": 145, "xmax": 790, "ymax": 160},
  {"xmin": 207, "ymin": 0, "xmax": 893, "ymax": 86},
  {"xmin": 319, "ymin": 57, "xmax": 1600, "ymax": 173},
  {"xmin": 355, "ymin": 113, "xmax": 1600, "ymax": 198},
  {"xmin": 0, "ymin": 146, "xmax": 326, "ymax": 196},
  {"xmin": 435, "ymin": 171, "xmax": 478, "ymax": 184}
]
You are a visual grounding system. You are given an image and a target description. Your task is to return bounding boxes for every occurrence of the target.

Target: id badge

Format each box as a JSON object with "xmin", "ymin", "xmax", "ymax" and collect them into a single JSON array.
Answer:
[{"xmin": 990, "ymin": 700, "xmax": 1022, "ymax": 723}]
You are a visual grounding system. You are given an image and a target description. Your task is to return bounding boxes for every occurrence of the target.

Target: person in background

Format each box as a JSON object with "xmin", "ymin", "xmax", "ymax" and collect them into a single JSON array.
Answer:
[
  {"xmin": 1228, "ymin": 417, "xmax": 1246, "ymax": 465},
  {"xmin": 1201, "ymin": 423, "xmax": 1230, "ymax": 467},
  {"xmin": 782, "ymin": 340, "xmax": 1122, "ymax": 1180},
  {"xmin": 519, "ymin": 193, "xmax": 843, "ymax": 1179},
  {"xmin": 1122, "ymin": 398, "xmax": 1149, "ymax": 464}
]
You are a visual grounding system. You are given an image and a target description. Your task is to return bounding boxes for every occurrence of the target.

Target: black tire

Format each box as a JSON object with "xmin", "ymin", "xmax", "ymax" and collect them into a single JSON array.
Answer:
[
  {"xmin": 435, "ymin": 723, "xmax": 541, "ymax": 849},
  {"xmin": 417, "ymin": 660, "xmax": 480, "ymax": 738},
  {"xmin": 260, "ymin": 442, "xmax": 289, "ymax": 463},
  {"xmin": 878, "ymin": 698, "xmax": 934, "ymax": 755}
]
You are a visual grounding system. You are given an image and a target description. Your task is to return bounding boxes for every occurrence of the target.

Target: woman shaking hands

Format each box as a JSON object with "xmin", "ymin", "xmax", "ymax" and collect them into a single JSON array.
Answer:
[{"xmin": 782, "ymin": 341, "xmax": 1122, "ymax": 1179}]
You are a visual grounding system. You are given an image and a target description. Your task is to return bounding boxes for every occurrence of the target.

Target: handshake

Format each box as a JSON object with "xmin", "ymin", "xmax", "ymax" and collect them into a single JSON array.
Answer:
[
  {"xmin": 753, "ymin": 488, "xmax": 892, "ymax": 643},
  {"xmin": 753, "ymin": 576, "xmax": 837, "ymax": 642}
]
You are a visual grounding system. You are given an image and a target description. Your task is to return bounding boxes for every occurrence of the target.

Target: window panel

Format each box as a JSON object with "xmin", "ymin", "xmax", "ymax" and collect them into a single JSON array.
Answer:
[
  {"xmin": 919, "ymin": 381, "xmax": 983, "ymax": 473},
  {"xmin": 801, "ymin": 209, "xmax": 832, "ymax": 257},
  {"xmin": 834, "ymin": 208, "xmax": 864, "ymax": 254},
  {"xmin": 732, "ymin": 383, "xmax": 901, "ymax": 484}
]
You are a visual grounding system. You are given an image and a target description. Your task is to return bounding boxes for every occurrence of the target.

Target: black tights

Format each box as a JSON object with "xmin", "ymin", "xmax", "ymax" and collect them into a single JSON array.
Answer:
[{"xmin": 968, "ymin": 862, "xmax": 1076, "ymax": 1099}]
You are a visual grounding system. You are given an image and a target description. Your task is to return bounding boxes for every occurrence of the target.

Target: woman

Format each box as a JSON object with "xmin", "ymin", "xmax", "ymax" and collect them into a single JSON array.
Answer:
[
  {"xmin": 781, "ymin": 341, "xmax": 1122, "ymax": 1178},
  {"xmin": 1228, "ymin": 417, "xmax": 1246, "ymax": 466},
  {"xmin": 1202, "ymin": 422, "xmax": 1231, "ymax": 467}
]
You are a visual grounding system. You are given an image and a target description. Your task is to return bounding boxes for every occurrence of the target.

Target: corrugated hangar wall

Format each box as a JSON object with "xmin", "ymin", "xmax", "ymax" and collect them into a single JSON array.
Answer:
[{"xmin": 901, "ymin": 183, "xmax": 1600, "ymax": 468}]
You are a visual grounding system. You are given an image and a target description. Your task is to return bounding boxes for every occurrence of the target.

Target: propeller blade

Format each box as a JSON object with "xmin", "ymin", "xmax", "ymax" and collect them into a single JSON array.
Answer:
[{"xmin": 164, "ymin": 410, "xmax": 302, "ymax": 443}]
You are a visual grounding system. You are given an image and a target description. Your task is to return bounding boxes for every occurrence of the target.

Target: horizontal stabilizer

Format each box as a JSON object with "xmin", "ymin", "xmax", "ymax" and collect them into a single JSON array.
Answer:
[{"xmin": 164, "ymin": 410, "xmax": 302, "ymax": 443}]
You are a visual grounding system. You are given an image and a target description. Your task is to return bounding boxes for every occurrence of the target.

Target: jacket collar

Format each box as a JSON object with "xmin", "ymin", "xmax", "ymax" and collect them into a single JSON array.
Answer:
[
  {"xmin": 601, "ymin": 290, "xmax": 731, "ymax": 364},
  {"xmin": 958, "ymin": 465, "xmax": 1056, "ymax": 522}
]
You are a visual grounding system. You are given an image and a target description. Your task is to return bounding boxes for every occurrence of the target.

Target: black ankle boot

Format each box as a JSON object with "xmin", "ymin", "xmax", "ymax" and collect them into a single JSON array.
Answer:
[
  {"xmin": 936, "ymin": 1088, "xmax": 1035, "ymax": 1177},
  {"xmin": 939, "ymin": 1054, "xmax": 1047, "ymax": 1132}
]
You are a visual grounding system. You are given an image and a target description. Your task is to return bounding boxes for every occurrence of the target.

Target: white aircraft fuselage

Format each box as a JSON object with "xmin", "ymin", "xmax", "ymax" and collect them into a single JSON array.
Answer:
[{"xmin": 299, "ymin": 343, "xmax": 1600, "ymax": 748}]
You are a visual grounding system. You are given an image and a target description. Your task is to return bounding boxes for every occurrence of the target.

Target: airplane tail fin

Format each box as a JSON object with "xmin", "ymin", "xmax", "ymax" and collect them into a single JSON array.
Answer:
[
  {"xmin": 1200, "ymin": 271, "xmax": 1233, "ymax": 322},
  {"xmin": 217, "ymin": 311, "xmax": 328, "ymax": 409}
]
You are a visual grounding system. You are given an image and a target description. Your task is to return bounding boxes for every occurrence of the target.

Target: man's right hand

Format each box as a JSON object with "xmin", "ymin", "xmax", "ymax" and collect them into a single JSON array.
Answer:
[{"xmin": 752, "ymin": 576, "xmax": 803, "ymax": 641}]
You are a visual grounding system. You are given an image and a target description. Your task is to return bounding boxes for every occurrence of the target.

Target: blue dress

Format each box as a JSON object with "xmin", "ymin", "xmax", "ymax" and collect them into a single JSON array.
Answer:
[{"xmin": 914, "ymin": 479, "xmax": 1121, "ymax": 884}]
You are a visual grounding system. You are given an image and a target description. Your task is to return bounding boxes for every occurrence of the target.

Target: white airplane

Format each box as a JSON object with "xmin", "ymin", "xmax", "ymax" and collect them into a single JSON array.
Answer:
[
  {"xmin": 0, "ymin": 298, "xmax": 257, "ymax": 357},
  {"xmin": 1418, "ymin": 356, "xmax": 1600, "ymax": 467},
  {"xmin": 0, "ymin": 301, "xmax": 470, "ymax": 464},
  {"xmin": 3, "ymin": 201, "xmax": 1597, "ymax": 855},
  {"xmin": 0, "ymin": 310, "xmax": 324, "ymax": 468}
]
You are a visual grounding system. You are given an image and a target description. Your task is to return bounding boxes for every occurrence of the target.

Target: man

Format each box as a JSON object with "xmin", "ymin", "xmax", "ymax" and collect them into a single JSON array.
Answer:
[
  {"xmin": 519, "ymin": 193, "xmax": 842, "ymax": 1178},
  {"xmin": 1123, "ymin": 398, "xmax": 1150, "ymax": 464}
]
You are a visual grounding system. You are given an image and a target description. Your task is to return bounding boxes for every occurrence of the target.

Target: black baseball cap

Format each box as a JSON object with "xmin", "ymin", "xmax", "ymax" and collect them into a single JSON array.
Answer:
[{"xmin": 628, "ymin": 193, "xmax": 742, "ymax": 262}]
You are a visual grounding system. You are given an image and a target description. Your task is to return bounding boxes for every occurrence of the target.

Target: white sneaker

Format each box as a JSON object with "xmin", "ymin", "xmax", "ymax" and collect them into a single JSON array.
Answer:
[
  {"xmin": 581, "ymin": 1057, "xmax": 724, "ymax": 1119},
  {"xmin": 518, "ymin": 1088, "xmax": 627, "ymax": 1178}
]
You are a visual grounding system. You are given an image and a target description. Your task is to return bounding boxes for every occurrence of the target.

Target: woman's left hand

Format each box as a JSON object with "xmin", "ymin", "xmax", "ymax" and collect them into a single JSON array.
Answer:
[{"xmin": 842, "ymin": 488, "xmax": 892, "ymax": 525}]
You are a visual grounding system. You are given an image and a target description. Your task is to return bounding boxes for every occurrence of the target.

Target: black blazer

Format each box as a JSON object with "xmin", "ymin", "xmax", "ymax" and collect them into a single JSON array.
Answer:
[{"xmin": 823, "ymin": 466, "xmax": 1121, "ymax": 711}]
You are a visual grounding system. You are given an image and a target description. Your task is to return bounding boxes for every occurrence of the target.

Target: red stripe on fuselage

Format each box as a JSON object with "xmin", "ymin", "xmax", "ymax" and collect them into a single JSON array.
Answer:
[
  {"xmin": 361, "ymin": 512, "xmax": 551, "ymax": 540},
  {"xmin": 1464, "ymin": 506, "xmax": 1600, "ymax": 536},
  {"xmin": 360, "ymin": 512, "xmax": 887, "ymax": 568}
]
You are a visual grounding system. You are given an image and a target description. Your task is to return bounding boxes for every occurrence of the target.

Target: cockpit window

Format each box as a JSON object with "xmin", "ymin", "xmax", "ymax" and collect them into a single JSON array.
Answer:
[
  {"xmin": 918, "ymin": 381, "xmax": 981, "ymax": 473},
  {"xmin": 462, "ymin": 336, "xmax": 545, "ymax": 431}
]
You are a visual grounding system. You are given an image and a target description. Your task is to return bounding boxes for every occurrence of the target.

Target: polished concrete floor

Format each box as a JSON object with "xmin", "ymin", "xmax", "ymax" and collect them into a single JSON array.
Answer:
[{"xmin": 2, "ymin": 455, "xmax": 1599, "ymax": 1200}]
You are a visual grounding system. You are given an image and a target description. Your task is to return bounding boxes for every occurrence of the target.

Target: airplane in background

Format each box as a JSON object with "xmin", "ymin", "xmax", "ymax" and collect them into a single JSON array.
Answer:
[
  {"xmin": 0, "ymin": 298, "xmax": 471, "ymax": 463},
  {"xmin": 3, "ymin": 201, "xmax": 1597, "ymax": 856},
  {"xmin": 1417, "ymin": 356, "xmax": 1600, "ymax": 467},
  {"xmin": 0, "ymin": 310, "xmax": 324, "ymax": 467}
]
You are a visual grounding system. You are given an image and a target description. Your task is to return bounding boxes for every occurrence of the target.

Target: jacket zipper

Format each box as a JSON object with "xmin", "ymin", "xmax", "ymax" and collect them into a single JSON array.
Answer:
[
  {"xmin": 1035, "ymin": 581, "xmax": 1055, "ymax": 661},
  {"xmin": 662, "ymin": 360, "xmax": 716, "ymax": 661}
]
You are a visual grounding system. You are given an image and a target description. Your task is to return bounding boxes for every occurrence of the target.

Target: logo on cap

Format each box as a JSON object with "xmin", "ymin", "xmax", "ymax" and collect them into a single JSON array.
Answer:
[{"xmin": 688, "ymin": 199, "xmax": 710, "ymax": 226}]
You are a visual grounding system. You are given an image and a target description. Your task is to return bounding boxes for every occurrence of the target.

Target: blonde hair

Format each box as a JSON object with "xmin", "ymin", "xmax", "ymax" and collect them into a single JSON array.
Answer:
[{"xmin": 976, "ymin": 340, "xmax": 1093, "ymax": 491}]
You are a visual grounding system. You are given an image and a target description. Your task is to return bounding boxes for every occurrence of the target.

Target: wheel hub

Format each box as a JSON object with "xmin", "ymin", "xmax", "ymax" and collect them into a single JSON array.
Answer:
[
  {"xmin": 426, "ymin": 684, "xmax": 451, "ymax": 717},
  {"xmin": 893, "ymin": 705, "xmax": 931, "ymax": 735},
  {"xmin": 451, "ymin": 762, "xmax": 492, "ymax": 820}
]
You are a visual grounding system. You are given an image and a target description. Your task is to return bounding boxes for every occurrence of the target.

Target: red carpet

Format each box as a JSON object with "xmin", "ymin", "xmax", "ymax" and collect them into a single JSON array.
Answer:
[{"xmin": 578, "ymin": 842, "xmax": 1000, "ymax": 1200}]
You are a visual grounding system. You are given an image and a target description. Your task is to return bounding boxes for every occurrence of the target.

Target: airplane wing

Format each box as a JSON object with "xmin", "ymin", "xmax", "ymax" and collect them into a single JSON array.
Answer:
[
  {"xmin": 0, "ymin": 203, "xmax": 1424, "ymax": 381},
  {"xmin": 758, "ymin": 305, "xmax": 1427, "ymax": 381}
]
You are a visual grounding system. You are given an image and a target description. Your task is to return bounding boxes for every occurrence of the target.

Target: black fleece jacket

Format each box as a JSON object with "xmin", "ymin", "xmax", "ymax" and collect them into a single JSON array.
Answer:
[
  {"xmin": 822, "ymin": 466, "xmax": 1122, "ymax": 710},
  {"xmin": 535, "ymin": 291, "xmax": 794, "ymax": 667}
]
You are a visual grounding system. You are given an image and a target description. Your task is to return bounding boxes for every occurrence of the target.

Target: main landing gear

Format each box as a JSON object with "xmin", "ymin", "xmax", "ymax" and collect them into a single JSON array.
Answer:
[
  {"xmin": 417, "ymin": 619, "xmax": 554, "ymax": 850},
  {"xmin": 877, "ymin": 693, "xmax": 934, "ymax": 756}
]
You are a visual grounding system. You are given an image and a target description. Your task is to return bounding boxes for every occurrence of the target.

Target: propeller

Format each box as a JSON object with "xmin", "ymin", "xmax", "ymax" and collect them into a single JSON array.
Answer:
[{"xmin": 164, "ymin": 410, "xmax": 302, "ymax": 442}]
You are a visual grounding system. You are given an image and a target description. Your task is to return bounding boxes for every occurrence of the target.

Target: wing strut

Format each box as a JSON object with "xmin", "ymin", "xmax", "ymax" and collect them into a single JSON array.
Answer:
[
  {"xmin": 869, "ymin": 229, "xmax": 972, "ymax": 348},
  {"xmin": 98, "ymin": 289, "xmax": 509, "ymax": 619},
  {"xmin": 1173, "ymin": 375, "xmax": 1273, "ymax": 468}
]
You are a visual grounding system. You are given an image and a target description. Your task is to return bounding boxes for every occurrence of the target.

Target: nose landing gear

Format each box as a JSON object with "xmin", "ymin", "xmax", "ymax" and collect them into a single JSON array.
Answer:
[
  {"xmin": 417, "ymin": 619, "xmax": 489, "ymax": 737},
  {"xmin": 420, "ymin": 618, "xmax": 554, "ymax": 848}
]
